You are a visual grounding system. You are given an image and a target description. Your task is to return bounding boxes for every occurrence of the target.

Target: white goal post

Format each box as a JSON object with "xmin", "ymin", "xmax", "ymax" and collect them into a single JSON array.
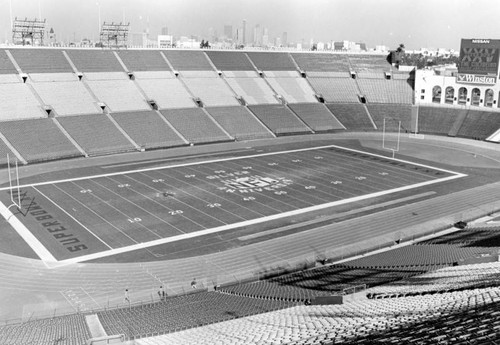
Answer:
[{"xmin": 7, "ymin": 154, "xmax": 21, "ymax": 210}]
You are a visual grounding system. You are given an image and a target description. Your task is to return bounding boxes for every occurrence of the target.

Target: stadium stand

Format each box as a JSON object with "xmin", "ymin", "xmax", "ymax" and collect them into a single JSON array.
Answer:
[
  {"xmin": 348, "ymin": 54, "xmax": 391, "ymax": 73},
  {"xmin": 288, "ymin": 103, "xmax": 345, "ymax": 131},
  {"xmin": 57, "ymin": 114, "xmax": 136, "ymax": 155},
  {"xmin": 205, "ymin": 51, "xmax": 255, "ymax": 71},
  {"xmin": 266, "ymin": 77, "xmax": 317, "ymax": 103},
  {"xmin": 0, "ymin": 118, "xmax": 82, "ymax": 162},
  {"xmin": 291, "ymin": 53, "xmax": 351, "ymax": 72},
  {"xmin": 308, "ymin": 77, "xmax": 360, "ymax": 103},
  {"xmin": 159, "ymin": 108, "xmax": 233, "ymax": 144},
  {"xmin": 85, "ymin": 79, "xmax": 151, "ymax": 112},
  {"xmin": 65, "ymin": 50, "xmax": 124, "ymax": 72},
  {"xmin": 205, "ymin": 106, "xmax": 274, "ymax": 140},
  {"xmin": 357, "ymin": 79, "xmax": 414, "ymax": 104},
  {"xmin": 248, "ymin": 104, "xmax": 313, "ymax": 135},
  {"xmin": 325, "ymin": 103, "xmax": 375, "ymax": 131},
  {"xmin": 111, "ymin": 110, "xmax": 187, "ymax": 149},
  {"xmin": 162, "ymin": 50, "xmax": 214, "ymax": 71},
  {"xmin": 366, "ymin": 103, "xmax": 412, "ymax": 131},
  {"xmin": 181, "ymin": 77, "xmax": 240, "ymax": 107},
  {"xmin": 27, "ymin": 73, "xmax": 78, "ymax": 82},
  {"xmin": 0, "ymin": 50, "xmax": 18, "ymax": 74},
  {"xmin": 417, "ymin": 105, "xmax": 461, "ymax": 135},
  {"xmin": 9, "ymin": 49, "xmax": 73, "ymax": 73},
  {"xmin": 0, "ymin": 74, "xmax": 21, "ymax": 84},
  {"xmin": 135, "ymin": 77, "xmax": 197, "ymax": 109},
  {"xmin": 30, "ymin": 79, "xmax": 101, "ymax": 116},
  {"xmin": 0, "ymin": 314, "xmax": 91, "ymax": 345},
  {"xmin": 456, "ymin": 109, "xmax": 500, "ymax": 140},
  {"xmin": 115, "ymin": 50, "xmax": 171, "ymax": 72},
  {"xmin": 247, "ymin": 52, "xmax": 297, "ymax": 71},
  {"xmin": 225, "ymin": 77, "xmax": 279, "ymax": 104},
  {"xmin": 0, "ymin": 83, "xmax": 47, "ymax": 120},
  {"xmin": 0, "ymin": 139, "xmax": 16, "ymax": 166}
]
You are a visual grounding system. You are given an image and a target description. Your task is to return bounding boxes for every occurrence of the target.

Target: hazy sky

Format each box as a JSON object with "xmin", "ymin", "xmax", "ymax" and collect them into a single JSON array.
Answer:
[{"xmin": 1, "ymin": 0, "xmax": 499, "ymax": 49}]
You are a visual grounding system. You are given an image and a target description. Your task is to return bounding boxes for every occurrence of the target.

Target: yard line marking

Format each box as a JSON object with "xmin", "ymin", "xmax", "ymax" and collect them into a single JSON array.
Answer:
[
  {"xmin": 33, "ymin": 186, "xmax": 113, "ymax": 250},
  {"xmin": 0, "ymin": 144, "xmax": 467, "ymax": 191},
  {"xmin": 0, "ymin": 200, "xmax": 57, "ymax": 263},
  {"xmin": 52, "ymin": 184, "xmax": 139, "ymax": 246},
  {"xmin": 46, "ymin": 173, "xmax": 465, "ymax": 267}
]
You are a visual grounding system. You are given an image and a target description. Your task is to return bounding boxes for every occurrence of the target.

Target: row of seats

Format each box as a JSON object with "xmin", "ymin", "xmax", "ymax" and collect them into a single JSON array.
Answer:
[{"xmin": 1, "ymin": 49, "xmax": 393, "ymax": 74}]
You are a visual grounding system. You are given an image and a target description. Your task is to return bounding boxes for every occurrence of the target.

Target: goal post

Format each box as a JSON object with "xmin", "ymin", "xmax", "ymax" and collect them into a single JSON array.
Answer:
[
  {"xmin": 382, "ymin": 118, "xmax": 401, "ymax": 159},
  {"xmin": 7, "ymin": 154, "xmax": 21, "ymax": 210}
]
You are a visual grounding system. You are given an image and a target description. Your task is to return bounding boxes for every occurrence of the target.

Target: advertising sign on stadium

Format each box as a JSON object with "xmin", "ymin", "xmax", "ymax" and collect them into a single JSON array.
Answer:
[
  {"xmin": 458, "ymin": 39, "xmax": 500, "ymax": 77},
  {"xmin": 456, "ymin": 73, "xmax": 497, "ymax": 85}
]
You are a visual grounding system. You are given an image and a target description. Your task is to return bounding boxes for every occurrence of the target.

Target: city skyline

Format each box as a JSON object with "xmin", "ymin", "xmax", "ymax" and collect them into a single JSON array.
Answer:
[{"xmin": 0, "ymin": 0, "xmax": 498, "ymax": 49}]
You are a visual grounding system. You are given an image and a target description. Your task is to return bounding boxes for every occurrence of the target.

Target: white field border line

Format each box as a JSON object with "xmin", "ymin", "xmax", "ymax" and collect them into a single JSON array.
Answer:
[
  {"xmin": 0, "ymin": 201, "xmax": 57, "ymax": 262},
  {"xmin": 0, "ymin": 144, "xmax": 467, "ymax": 192},
  {"xmin": 47, "ymin": 172, "xmax": 465, "ymax": 267},
  {"xmin": 32, "ymin": 186, "xmax": 113, "ymax": 250}
]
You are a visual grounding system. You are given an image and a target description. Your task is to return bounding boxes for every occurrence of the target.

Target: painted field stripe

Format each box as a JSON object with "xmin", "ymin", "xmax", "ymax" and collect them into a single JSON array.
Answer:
[
  {"xmin": 0, "ymin": 144, "xmax": 466, "ymax": 192},
  {"xmin": 33, "ymin": 186, "xmax": 113, "ymax": 250},
  {"xmin": 0, "ymin": 201, "xmax": 57, "ymax": 262},
  {"xmin": 47, "ymin": 173, "xmax": 464, "ymax": 267},
  {"xmin": 237, "ymin": 191, "xmax": 437, "ymax": 241}
]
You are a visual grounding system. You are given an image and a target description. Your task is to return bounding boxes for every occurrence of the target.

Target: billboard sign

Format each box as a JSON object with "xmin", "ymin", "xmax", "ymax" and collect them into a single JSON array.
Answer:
[
  {"xmin": 456, "ymin": 73, "xmax": 497, "ymax": 85},
  {"xmin": 458, "ymin": 39, "xmax": 500, "ymax": 76}
]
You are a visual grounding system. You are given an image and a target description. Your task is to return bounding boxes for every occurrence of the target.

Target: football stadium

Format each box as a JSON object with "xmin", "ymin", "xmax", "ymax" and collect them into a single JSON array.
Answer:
[{"xmin": 1, "ymin": 7, "xmax": 500, "ymax": 345}]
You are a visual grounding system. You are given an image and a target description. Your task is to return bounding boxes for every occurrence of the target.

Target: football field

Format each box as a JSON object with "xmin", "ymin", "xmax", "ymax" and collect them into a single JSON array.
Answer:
[{"xmin": 0, "ymin": 144, "xmax": 466, "ymax": 265}]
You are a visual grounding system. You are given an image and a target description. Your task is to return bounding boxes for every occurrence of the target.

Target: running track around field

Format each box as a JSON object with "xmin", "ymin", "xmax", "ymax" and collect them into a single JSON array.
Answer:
[{"xmin": 0, "ymin": 145, "xmax": 465, "ymax": 264}]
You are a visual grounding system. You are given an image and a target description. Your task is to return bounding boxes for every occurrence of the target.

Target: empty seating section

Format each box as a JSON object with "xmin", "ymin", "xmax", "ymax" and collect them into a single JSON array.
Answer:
[
  {"xmin": 248, "ymin": 104, "xmax": 312, "ymax": 135},
  {"xmin": 205, "ymin": 106, "xmax": 274, "ymax": 140},
  {"xmin": 348, "ymin": 54, "xmax": 391, "ymax": 73},
  {"xmin": 266, "ymin": 77, "xmax": 317, "ymax": 103},
  {"xmin": 65, "ymin": 50, "xmax": 123, "ymax": 72},
  {"xmin": 31, "ymin": 81, "xmax": 101, "ymax": 115},
  {"xmin": 205, "ymin": 51, "xmax": 254, "ymax": 71},
  {"xmin": 9, "ymin": 49, "xmax": 73, "ymax": 73},
  {"xmin": 308, "ymin": 77, "xmax": 360, "ymax": 103},
  {"xmin": 97, "ymin": 291, "xmax": 295, "ymax": 338},
  {"xmin": 159, "ymin": 108, "xmax": 232, "ymax": 143},
  {"xmin": 111, "ymin": 111, "xmax": 186, "ymax": 149},
  {"xmin": 0, "ymin": 314, "xmax": 91, "ymax": 345},
  {"xmin": 116, "ymin": 50, "xmax": 170, "ymax": 71},
  {"xmin": 0, "ymin": 74, "xmax": 21, "ymax": 83},
  {"xmin": 0, "ymin": 139, "xmax": 15, "ymax": 165},
  {"xmin": 182, "ymin": 78, "xmax": 239, "ymax": 106},
  {"xmin": 417, "ymin": 105, "xmax": 460, "ymax": 135},
  {"xmin": 28, "ymin": 73, "xmax": 78, "ymax": 82},
  {"xmin": 0, "ymin": 119, "xmax": 82, "ymax": 162},
  {"xmin": 0, "ymin": 50, "xmax": 17, "ymax": 74},
  {"xmin": 366, "ymin": 103, "xmax": 412, "ymax": 131},
  {"xmin": 86, "ymin": 80, "xmax": 150, "ymax": 112},
  {"xmin": 247, "ymin": 52, "xmax": 296, "ymax": 71},
  {"xmin": 136, "ymin": 78, "xmax": 196, "ymax": 109},
  {"xmin": 57, "ymin": 114, "xmax": 135, "ymax": 155},
  {"xmin": 326, "ymin": 103, "xmax": 375, "ymax": 131},
  {"xmin": 288, "ymin": 103, "xmax": 345, "ymax": 131},
  {"xmin": 162, "ymin": 51, "xmax": 213, "ymax": 71},
  {"xmin": 357, "ymin": 79, "xmax": 413, "ymax": 104},
  {"xmin": 83, "ymin": 72, "xmax": 128, "ymax": 81},
  {"xmin": 225, "ymin": 77, "xmax": 278, "ymax": 104},
  {"xmin": 291, "ymin": 53, "xmax": 350, "ymax": 72},
  {"xmin": 0, "ymin": 83, "xmax": 46, "ymax": 120},
  {"xmin": 457, "ymin": 109, "xmax": 500, "ymax": 139}
]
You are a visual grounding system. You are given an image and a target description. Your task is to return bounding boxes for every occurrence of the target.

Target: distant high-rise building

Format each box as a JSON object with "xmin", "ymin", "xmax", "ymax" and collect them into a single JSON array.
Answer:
[
  {"xmin": 262, "ymin": 27, "xmax": 269, "ymax": 46},
  {"xmin": 223, "ymin": 25, "xmax": 233, "ymax": 40},
  {"xmin": 253, "ymin": 24, "xmax": 261, "ymax": 45},
  {"xmin": 161, "ymin": 26, "xmax": 168, "ymax": 35},
  {"xmin": 282, "ymin": 32, "xmax": 287, "ymax": 47},
  {"xmin": 242, "ymin": 19, "xmax": 247, "ymax": 45}
]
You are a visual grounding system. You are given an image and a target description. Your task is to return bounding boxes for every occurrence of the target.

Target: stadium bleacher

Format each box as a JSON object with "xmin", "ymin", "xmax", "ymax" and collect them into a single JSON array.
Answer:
[
  {"xmin": 0, "ymin": 118, "xmax": 82, "ymax": 162},
  {"xmin": 159, "ymin": 108, "xmax": 233, "ymax": 144},
  {"xmin": 247, "ymin": 52, "xmax": 297, "ymax": 71},
  {"xmin": 325, "ymin": 103, "xmax": 375, "ymax": 131},
  {"xmin": 357, "ymin": 79, "xmax": 414, "ymax": 104},
  {"xmin": 417, "ymin": 105, "xmax": 461, "ymax": 135},
  {"xmin": 111, "ymin": 110, "xmax": 187, "ymax": 149},
  {"xmin": 136, "ymin": 77, "xmax": 197, "ymax": 109},
  {"xmin": 162, "ymin": 50, "xmax": 214, "ymax": 71},
  {"xmin": 205, "ymin": 51, "xmax": 255, "ymax": 71},
  {"xmin": 205, "ymin": 106, "xmax": 274, "ymax": 140},
  {"xmin": 57, "ymin": 114, "xmax": 137, "ymax": 155},
  {"xmin": 0, "ymin": 50, "xmax": 18, "ymax": 74},
  {"xmin": 456, "ymin": 109, "xmax": 500, "ymax": 140},
  {"xmin": 291, "ymin": 53, "xmax": 351, "ymax": 72},
  {"xmin": 181, "ymin": 77, "xmax": 240, "ymax": 107},
  {"xmin": 288, "ymin": 103, "xmax": 345, "ymax": 131},
  {"xmin": 0, "ymin": 83, "xmax": 47, "ymax": 120},
  {"xmin": 248, "ymin": 104, "xmax": 313, "ymax": 135},
  {"xmin": 266, "ymin": 76, "xmax": 317, "ymax": 103},
  {"xmin": 85, "ymin": 79, "xmax": 151, "ymax": 112},
  {"xmin": 225, "ymin": 77, "xmax": 279, "ymax": 105},
  {"xmin": 348, "ymin": 54, "xmax": 391, "ymax": 73},
  {"xmin": 9, "ymin": 48, "xmax": 73, "ymax": 73},
  {"xmin": 115, "ymin": 50, "xmax": 171, "ymax": 72},
  {"xmin": 366, "ymin": 103, "xmax": 412, "ymax": 131},
  {"xmin": 65, "ymin": 50, "xmax": 124, "ymax": 72},
  {"xmin": 308, "ymin": 77, "xmax": 360, "ymax": 103}
]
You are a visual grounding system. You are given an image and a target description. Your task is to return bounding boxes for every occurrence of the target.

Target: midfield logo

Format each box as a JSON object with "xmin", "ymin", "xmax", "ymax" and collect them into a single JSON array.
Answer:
[
  {"xmin": 217, "ymin": 175, "xmax": 293, "ymax": 194},
  {"xmin": 456, "ymin": 73, "xmax": 497, "ymax": 85}
]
